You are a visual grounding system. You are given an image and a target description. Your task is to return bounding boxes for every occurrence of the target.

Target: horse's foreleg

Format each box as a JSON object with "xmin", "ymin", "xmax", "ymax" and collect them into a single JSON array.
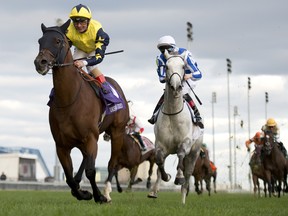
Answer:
[
  {"xmin": 175, "ymin": 148, "xmax": 186, "ymax": 185},
  {"xmin": 155, "ymin": 148, "xmax": 170, "ymax": 182},
  {"xmin": 84, "ymin": 141, "xmax": 107, "ymax": 204},
  {"xmin": 56, "ymin": 147, "xmax": 93, "ymax": 201}
]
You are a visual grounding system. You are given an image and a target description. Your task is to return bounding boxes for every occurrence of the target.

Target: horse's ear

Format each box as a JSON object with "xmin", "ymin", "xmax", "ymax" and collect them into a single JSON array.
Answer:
[
  {"xmin": 60, "ymin": 19, "xmax": 71, "ymax": 33},
  {"xmin": 41, "ymin": 23, "xmax": 47, "ymax": 33},
  {"xmin": 164, "ymin": 49, "xmax": 171, "ymax": 59}
]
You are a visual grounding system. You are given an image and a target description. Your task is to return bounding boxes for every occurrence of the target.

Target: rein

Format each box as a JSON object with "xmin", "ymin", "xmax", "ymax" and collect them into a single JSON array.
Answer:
[
  {"xmin": 161, "ymin": 68, "xmax": 185, "ymax": 116},
  {"xmin": 161, "ymin": 100, "xmax": 185, "ymax": 116}
]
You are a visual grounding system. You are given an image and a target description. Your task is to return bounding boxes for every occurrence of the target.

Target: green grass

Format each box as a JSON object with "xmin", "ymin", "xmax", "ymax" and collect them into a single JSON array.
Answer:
[{"xmin": 0, "ymin": 190, "xmax": 288, "ymax": 216}]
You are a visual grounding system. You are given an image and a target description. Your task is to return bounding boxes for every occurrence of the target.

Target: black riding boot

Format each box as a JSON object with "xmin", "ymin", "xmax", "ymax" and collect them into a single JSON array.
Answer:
[
  {"xmin": 133, "ymin": 132, "xmax": 146, "ymax": 151},
  {"xmin": 278, "ymin": 142, "xmax": 287, "ymax": 158},
  {"xmin": 183, "ymin": 93, "xmax": 204, "ymax": 129},
  {"xmin": 148, "ymin": 93, "xmax": 164, "ymax": 125}
]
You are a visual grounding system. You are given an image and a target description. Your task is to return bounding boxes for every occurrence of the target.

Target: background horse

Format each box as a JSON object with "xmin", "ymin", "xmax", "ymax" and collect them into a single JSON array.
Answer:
[
  {"xmin": 34, "ymin": 20, "xmax": 129, "ymax": 203},
  {"xmin": 104, "ymin": 133, "xmax": 155, "ymax": 193},
  {"xmin": 192, "ymin": 147, "xmax": 212, "ymax": 196},
  {"xmin": 249, "ymin": 153, "xmax": 268, "ymax": 197},
  {"xmin": 210, "ymin": 161, "xmax": 217, "ymax": 194},
  {"xmin": 262, "ymin": 131, "xmax": 287, "ymax": 197},
  {"xmin": 148, "ymin": 50, "xmax": 204, "ymax": 204}
]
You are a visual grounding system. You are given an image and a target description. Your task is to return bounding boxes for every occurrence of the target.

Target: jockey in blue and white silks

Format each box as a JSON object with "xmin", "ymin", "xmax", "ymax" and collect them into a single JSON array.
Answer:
[
  {"xmin": 156, "ymin": 46, "xmax": 202, "ymax": 96},
  {"xmin": 148, "ymin": 35, "xmax": 204, "ymax": 129}
]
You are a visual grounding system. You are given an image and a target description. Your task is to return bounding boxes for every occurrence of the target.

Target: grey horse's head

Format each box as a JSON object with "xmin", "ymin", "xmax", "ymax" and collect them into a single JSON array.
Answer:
[{"xmin": 164, "ymin": 50, "xmax": 185, "ymax": 94}]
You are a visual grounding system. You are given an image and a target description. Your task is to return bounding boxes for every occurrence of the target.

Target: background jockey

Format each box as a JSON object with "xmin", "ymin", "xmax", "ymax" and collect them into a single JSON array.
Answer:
[
  {"xmin": 148, "ymin": 35, "xmax": 203, "ymax": 129},
  {"xmin": 261, "ymin": 118, "xmax": 287, "ymax": 158},
  {"xmin": 126, "ymin": 100, "xmax": 146, "ymax": 151},
  {"xmin": 245, "ymin": 131, "xmax": 263, "ymax": 164},
  {"xmin": 103, "ymin": 100, "xmax": 146, "ymax": 151}
]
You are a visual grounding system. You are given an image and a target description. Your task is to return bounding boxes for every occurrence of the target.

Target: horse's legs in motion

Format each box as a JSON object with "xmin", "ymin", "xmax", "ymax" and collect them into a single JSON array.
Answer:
[
  {"xmin": 147, "ymin": 167, "xmax": 162, "ymax": 198},
  {"xmin": 104, "ymin": 130, "xmax": 125, "ymax": 202},
  {"xmin": 181, "ymin": 149, "xmax": 200, "ymax": 205},
  {"xmin": 56, "ymin": 147, "xmax": 93, "ymax": 201},
  {"xmin": 194, "ymin": 178, "xmax": 201, "ymax": 194},
  {"xmin": 175, "ymin": 143, "xmax": 189, "ymax": 185},
  {"xmin": 114, "ymin": 170, "xmax": 123, "ymax": 193},
  {"xmin": 146, "ymin": 160, "xmax": 155, "ymax": 189},
  {"xmin": 213, "ymin": 172, "xmax": 217, "ymax": 193},
  {"xmin": 127, "ymin": 166, "xmax": 141, "ymax": 191},
  {"xmin": 154, "ymin": 148, "xmax": 171, "ymax": 182}
]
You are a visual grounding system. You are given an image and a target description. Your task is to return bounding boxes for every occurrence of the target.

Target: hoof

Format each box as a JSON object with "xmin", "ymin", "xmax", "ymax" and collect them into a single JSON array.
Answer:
[
  {"xmin": 174, "ymin": 177, "xmax": 185, "ymax": 185},
  {"xmin": 71, "ymin": 189, "xmax": 93, "ymax": 200},
  {"xmin": 147, "ymin": 192, "xmax": 157, "ymax": 199},
  {"xmin": 94, "ymin": 194, "xmax": 108, "ymax": 204}
]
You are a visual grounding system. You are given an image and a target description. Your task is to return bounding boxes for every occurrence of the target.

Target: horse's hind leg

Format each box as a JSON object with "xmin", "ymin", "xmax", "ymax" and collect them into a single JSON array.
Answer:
[
  {"xmin": 114, "ymin": 170, "xmax": 123, "ymax": 193},
  {"xmin": 148, "ymin": 168, "xmax": 162, "ymax": 198},
  {"xmin": 146, "ymin": 160, "xmax": 155, "ymax": 189},
  {"xmin": 127, "ymin": 166, "xmax": 140, "ymax": 191}
]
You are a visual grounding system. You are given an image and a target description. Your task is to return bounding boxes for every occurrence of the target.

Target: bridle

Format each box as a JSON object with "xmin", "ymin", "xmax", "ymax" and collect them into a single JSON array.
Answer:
[
  {"xmin": 40, "ymin": 28, "xmax": 72, "ymax": 68},
  {"xmin": 161, "ymin": 55, "xmax": 185, "ymax": 116}
]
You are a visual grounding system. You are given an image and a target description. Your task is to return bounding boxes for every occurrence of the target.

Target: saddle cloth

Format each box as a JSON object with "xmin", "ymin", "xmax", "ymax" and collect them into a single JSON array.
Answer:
[{"xmin": 130, "ymin": 135, "xmax": 155, "ymax": 155}]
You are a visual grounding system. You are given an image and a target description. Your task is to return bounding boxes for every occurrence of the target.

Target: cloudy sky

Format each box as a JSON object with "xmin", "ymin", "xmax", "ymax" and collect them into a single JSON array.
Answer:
[{"xmin": 1, "ymin": 0, "xmax": 288, "ymax": 190}]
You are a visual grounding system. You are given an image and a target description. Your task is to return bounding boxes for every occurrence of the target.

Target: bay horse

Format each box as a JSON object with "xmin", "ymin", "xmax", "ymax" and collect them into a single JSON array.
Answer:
[
  {"xmin": 147, "ymin": 50, "xmax": 204, "ymax": 204},
  {"xmin": 262, "ymin": 131, "xmax": 287, "ymax": 197},
  {"xmin": 103, "ymin": 133, "xmax": 155, "ymax": 194},
  {"xmin": 249, "ymin": 153, "xmax": 268, "ymax": 197},
  {"xmin": 192, "ymin": 147, "xmax": 212, "ymax": 196},
  {"xmin": 34, "ymin": 20, "xmax": 129, "ymax": 203}
]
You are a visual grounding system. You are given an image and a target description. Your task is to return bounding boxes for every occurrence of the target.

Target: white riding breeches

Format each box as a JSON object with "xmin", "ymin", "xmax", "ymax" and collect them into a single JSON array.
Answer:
[{"xmin": 73, "ymin": 48, "xmax": 98, "ymax": 73}]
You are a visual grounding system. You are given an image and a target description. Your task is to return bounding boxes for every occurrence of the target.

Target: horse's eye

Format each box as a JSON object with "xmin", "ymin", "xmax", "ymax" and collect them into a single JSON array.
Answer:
[{"xmin": 56, "ymin": 38, "xmax": 62, "ymax": 45}]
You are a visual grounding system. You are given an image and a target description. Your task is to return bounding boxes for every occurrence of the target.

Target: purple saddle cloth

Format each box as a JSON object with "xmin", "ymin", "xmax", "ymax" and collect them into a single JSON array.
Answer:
[{"xmin": 99, "ymin": 82, "xmax": 126, "ymax": 115}]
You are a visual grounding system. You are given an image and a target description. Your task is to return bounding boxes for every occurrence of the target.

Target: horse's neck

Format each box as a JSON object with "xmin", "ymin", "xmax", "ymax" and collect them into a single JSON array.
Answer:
[{"xmin": 52, "ymin": 55, "xmax": 82, "ymax": 107}]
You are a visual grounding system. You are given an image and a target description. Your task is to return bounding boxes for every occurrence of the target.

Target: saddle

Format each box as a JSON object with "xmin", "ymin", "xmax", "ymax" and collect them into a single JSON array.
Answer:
[{"xmin": 82, "ymin": 72, "xmax": 125, "ymax": 115}]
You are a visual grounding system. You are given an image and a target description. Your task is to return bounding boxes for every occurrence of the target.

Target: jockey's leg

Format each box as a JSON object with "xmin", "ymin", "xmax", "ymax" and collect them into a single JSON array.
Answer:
[
  {"xmin": 183, "ymin": 93, "xmax": 204, "ymax": 129},
  {"xmin": 133, "ymin": 132, "xmax": 146, "ymax": 151},
  {"xmin": 278, "ymin": 142, "xmax": 287, "ymax": 158},
  {"xmin": 90, "ymin": 68, "xmax": 111, "ymax": 94},
  {"xmin": 148, "ymin": 93, "xmax": 164, "ymax": 125}
]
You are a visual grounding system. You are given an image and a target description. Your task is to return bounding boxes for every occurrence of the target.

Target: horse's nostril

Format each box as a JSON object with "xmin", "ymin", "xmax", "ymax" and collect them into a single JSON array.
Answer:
[{"xmin": 40, "ymin": 59, "xmax": 48, "ymax": 65}]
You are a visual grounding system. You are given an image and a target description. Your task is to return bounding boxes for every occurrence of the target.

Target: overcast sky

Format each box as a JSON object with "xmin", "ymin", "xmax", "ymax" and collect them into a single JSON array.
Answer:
[{"xmin": 1, "ymin": 0, "xmax": 288, "ymax": 189}]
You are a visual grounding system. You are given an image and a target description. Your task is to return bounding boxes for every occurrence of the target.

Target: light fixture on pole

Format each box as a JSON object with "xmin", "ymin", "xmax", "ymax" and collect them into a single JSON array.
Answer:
[
  {"xmin": 212, "ymin": 92, "xmax": 217, "ymax": 164},
  {"xmin": 265, "ymin": 92, "xmax": 269, "ymax": 119},
  {"xmin": 186, "ymin": 22, "xmax": 193, "ymax": 50},
  {"xmin": 226, "ymin": 58, "xmax": 232, "ymax": 189}
]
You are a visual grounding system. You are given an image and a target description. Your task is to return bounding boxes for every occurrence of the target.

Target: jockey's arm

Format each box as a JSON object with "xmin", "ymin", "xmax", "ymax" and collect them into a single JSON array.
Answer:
[
  {"xmin": 185, "ymin": 51, "xmax": 202, "ymax": 81},
  {"xmin": 156, "ymin": 56, "xmax": 166, "ymax": 83}
]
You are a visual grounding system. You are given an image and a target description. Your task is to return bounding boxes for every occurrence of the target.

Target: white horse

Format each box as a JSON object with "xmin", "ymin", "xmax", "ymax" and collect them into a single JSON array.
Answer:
[{"xmin": 148, "ymin": 50, "xmax": 204, "ymax": 204}]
